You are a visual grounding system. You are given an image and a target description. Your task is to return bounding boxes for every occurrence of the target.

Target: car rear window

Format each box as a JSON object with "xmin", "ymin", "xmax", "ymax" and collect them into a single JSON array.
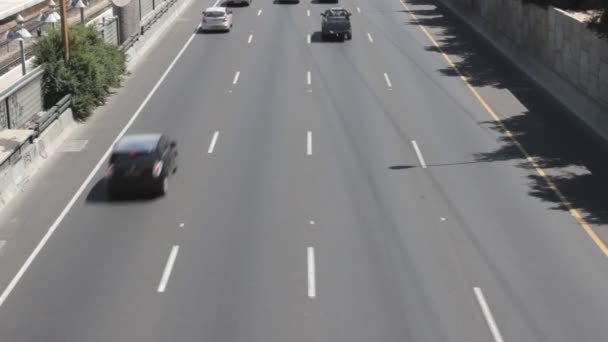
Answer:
[
  {"xmin": 111, "ymin": 151, "xmax": 157, "ymax": 165},
  {"xmin": 205, "ymin": 11, "xmax": 224, "ymax": 17}
]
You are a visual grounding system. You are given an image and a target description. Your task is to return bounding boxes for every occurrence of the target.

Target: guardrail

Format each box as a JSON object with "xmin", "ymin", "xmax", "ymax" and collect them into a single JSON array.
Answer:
[
  {"xmin": 119, "ymin": 32, "xmax": 140, "ymax": 52},
  {"xmin": 140, "ymin": 0, "xmax": 179, "ymax": 35},
  {"xmin": 0, "ymin": 94, "xmax": 71, "ymax": 175},
  {"xmin": 32, "ymin": 94, "xmax": 72, "ymax": 138}
]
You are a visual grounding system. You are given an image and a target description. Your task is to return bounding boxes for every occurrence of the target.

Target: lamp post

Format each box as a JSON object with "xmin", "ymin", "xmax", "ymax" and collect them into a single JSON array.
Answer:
[
  {"xmin": 4, "ymin": 15, "xmax": 32, "ymax": 76},
  {"xmin": 74, "ymin": 0, "xmax": 87, "ymax": 25},
  {"xmin": 38, "ymin": 0, "xmax": 68, "ymax": 63},
  {"xmin": 39, "ymin": 0, "xmax": 61, "ymax": 30},
  {"xmin": 57, "ymin": 0, "xmax": 69, "ymax": 63}
]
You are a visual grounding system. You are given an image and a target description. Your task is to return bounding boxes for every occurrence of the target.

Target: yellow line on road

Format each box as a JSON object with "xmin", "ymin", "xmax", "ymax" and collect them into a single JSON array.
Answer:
[{"xmin": 399, "ymin": 0, "xmax": 608, "ymax": 257}]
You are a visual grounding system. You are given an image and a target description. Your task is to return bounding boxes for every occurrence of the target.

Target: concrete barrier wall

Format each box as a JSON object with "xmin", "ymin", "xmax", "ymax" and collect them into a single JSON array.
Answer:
[
  {"xmin": 0, "ymin": 108, "xmax": 75, "ymax": 211},
  {"xmin": 456, "ymin": 0, "xmax": 608, "ymax": 107},
  {"xmin": 436, "ymin": 0, "xmax": 608, "ymax": 142}
]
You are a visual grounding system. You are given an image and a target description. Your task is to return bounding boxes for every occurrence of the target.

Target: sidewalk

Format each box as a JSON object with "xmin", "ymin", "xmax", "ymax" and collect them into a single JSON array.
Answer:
[{"xmin": 0, "ymin": 0, "xmax": 45, "ymax": 22}]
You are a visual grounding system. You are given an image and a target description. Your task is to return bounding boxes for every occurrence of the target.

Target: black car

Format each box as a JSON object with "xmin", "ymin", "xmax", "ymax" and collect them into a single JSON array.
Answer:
[
  {"xmin": 106, "ymin": 134, "xmax": 178, "ymax": 198},
  {"xmin": 321, "ymin": 8, "xmax": 352, "ymax": 41}
]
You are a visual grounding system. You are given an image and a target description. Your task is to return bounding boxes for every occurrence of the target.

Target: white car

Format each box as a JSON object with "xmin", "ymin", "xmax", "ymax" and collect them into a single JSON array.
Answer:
[{"xmin": 201, "ymin": 7, "xmax": 233, "ymax": 32}]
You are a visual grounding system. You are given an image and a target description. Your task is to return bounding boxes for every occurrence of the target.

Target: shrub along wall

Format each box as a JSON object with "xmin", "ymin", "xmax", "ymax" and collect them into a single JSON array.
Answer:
[{"xmin": 32, "ymin": 25, "xmax": 126, "ymax": 120}]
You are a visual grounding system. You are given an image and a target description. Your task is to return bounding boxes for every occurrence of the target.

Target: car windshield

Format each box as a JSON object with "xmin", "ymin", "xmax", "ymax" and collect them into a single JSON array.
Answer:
[
  {"xmin": 205, "ymin": 11, "xmax": 224, "ymax": 17},
  {"xmin": 114, "ymin": 135, "xmax": 159, "ymax": 154},
  {"xmin": 327, "ymin": 9, "xmax": 348, "ymax": 18}
]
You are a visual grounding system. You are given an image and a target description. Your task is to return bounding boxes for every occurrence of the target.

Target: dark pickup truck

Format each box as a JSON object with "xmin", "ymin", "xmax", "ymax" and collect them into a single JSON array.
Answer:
[{"xmin": 321, "ymin": 8, "xmax": 352, "ymax": 41}]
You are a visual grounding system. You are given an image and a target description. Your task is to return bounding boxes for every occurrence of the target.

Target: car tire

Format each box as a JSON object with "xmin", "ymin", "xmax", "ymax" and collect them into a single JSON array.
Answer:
[
  {"xmin": 107, "ymin": 187, "xmax": 119, "ymax": 201},
  {"xmin": 157, "ymin": 177, "xmax": 168, "ymax": 197}
]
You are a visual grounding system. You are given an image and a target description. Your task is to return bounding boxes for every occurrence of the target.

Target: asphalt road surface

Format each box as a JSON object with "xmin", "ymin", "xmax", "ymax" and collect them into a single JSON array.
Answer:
[{"xmin": 1, "ymin": 0, "xmax": 608, "ymax": 341}]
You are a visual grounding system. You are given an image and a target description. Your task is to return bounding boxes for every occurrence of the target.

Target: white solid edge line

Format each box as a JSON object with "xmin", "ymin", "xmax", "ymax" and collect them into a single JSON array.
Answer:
[
  {"xmin": 307, "ymin": 247, "xmax": 316, "ymax": 298},
  {"xmin": 158, "ymin": 245, "xmax": 180, "ymax": 293},
  {"xmin": 257, "ymin": 9, "xmax": 262, "ymax": 16},
  {"xmin": 233, "ymin": 71, "xmax": 240, "ymax": 85},
  {"xmin": 384, "ymin": 72, "xmax": 392, "ymax": 88},
  {"xmin": 367, "ymin": 32, "xmax": 374, "ymax": 43},
  {"xmin": 474, "ymin": 287, "xmax": 505, "ymax": 342},
  {"xmin": 411, "ymin": 140, "xmax": 427, "ymax": 169},
  {"xmin": 307, "ymin": 71, "xmax": 311, "ymax": 86},
  {"xmin": 248, "ymin": 34, "xmax": 253, "ymax": 44},
  {"xmin": 208, "ymin": 131, "xmax": 219, "ymax": 154},
  {"xmin": 0, "ymin": 31, "xmax": 198, "ymax": 308},
  {"xmin": 307, "ymin": 131, "xmax": 312, "ymax": 156}
]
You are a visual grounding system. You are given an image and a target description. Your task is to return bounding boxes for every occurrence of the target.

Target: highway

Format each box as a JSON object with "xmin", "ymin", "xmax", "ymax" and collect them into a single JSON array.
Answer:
[{"xmin": 1, "ymin": 0, "xmax": 608, "ymax": 341}]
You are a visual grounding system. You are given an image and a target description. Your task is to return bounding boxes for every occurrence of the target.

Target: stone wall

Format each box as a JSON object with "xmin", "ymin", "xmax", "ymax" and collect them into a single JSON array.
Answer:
[{"xmin": 461, "ymin": 0, "xmax": 608, "ymax": 107}]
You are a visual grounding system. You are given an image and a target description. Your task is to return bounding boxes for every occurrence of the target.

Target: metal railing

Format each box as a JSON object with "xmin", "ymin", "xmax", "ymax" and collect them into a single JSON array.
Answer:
[
  {"xmin": 0, "ymin": 94, "xmax": 71, "ymax": 172},
  {"xmin": 119, "ymin": 32, "xmax": 140, "ymax": 52},
  {"xmin": 140, "ymin": 0, "xmax": 179, "ymax": 34},
  {"xmin": 33, "ymin": 94, "xmax": 72, "ymax": 138}
]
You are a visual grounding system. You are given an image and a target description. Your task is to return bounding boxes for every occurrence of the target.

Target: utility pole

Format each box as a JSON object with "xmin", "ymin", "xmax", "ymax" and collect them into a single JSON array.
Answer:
[{"xmin": 58, "ymin": 0, "xmax": 70, "ymax": 63}]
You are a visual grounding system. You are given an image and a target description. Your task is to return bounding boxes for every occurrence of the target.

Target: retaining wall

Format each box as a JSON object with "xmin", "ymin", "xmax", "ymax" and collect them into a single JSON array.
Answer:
[
  {"xmin": 0, "ymin": 108, "xmax": 75, "ymax": 211},
  {"xmin": 437, "ymin": 0, "xmax": 608, "ymax": 141}
]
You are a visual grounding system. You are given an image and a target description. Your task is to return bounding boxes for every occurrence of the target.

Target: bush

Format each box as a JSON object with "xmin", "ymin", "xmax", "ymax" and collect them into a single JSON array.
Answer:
[{"xmin": 32, "ymin": 25, "xmax": 126, "ymax": 120}]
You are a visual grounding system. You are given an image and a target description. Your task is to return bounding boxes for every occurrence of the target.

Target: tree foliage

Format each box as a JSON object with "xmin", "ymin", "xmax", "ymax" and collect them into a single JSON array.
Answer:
[{"xmin": 32, "ymin": 25, "xmax": 126, "ymax": 120}]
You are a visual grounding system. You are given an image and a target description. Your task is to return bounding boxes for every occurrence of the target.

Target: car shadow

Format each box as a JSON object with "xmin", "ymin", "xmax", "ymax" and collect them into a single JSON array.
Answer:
[
  {"xmin": 197, "ymin": 29, "xmax": 230, "ymax": 34},
  {"xmin": 86, "ymin": 178, "xmax": 157, "ymax": 204},
  {"xmin": 310, "ymin": 31, "xmax": 344, "ymax": 43},
  {"xmin": 273, "ymin": 0, "xmax": 300, "ymax": 4},
  {"xmin": 218, "ymin": 1, "xmax": 250, "ymax": 7},
  {"xmin": 310, "ymin": 0, "xmax": 339, "ymax": 4},
  {"xmin": 405, "ymin": 0, "xmax": 608, "ymax": 225},
  {"xmin": 389, "ymin": 165, "xmax": 416, "ymax": 170}
]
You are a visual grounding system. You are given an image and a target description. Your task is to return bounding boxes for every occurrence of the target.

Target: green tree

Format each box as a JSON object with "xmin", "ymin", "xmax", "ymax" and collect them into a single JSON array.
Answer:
[{"xmin": 32, "ymin": 25, "xmax": 126, "ymax": 120}]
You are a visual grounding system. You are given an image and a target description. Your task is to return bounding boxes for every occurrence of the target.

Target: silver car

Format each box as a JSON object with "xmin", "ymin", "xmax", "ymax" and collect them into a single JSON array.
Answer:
[{"xmin": 201, "ymin": 7, "xmax": 233, "ymax": 32}]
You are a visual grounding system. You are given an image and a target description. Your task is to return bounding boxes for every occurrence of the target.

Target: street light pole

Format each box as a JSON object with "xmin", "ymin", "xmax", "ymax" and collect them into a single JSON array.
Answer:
[
  {"xmin": 5, "ymin": 15, "xmax": 32, "ymax": 76},
  {"xmin": 74, "ymin": 0, "xmax": 88, "ymax": 25},
  {"xmin": 58, "ymin": 0, "xmax": 70, "ymax": 63},
  {"xmin": 19, "ymin": 40, "xmax": 26, "ymax": 75}
]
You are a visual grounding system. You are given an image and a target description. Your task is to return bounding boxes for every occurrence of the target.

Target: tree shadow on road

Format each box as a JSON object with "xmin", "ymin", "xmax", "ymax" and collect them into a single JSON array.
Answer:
[{"xmin": 403, "ymin": 0, "xmax": 608, "ymax": 225}]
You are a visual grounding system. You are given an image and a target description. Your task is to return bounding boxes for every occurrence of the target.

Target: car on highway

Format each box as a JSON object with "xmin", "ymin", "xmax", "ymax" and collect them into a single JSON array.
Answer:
[
  {"xmin": 106, "ymin": 134, "xmax": 178, "ymax": 198},
  {"xmin": 321, "ymin": 8, "xmax": 352, "ymax": 41},
  {"xmin": 201, "ymin": 7, "xmax": 234, "ymax": 33}
]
